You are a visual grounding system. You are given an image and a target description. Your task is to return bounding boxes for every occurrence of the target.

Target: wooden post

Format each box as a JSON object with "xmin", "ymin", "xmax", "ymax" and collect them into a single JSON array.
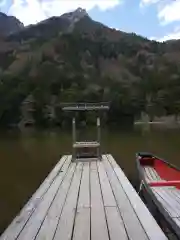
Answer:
[
  {"xmin": 72, "ymin": 117, "xmax": 76, "ymax": 161},
  {"xmin": 97, "ymin": 117, "xmax": 101, "ymax": 160}
]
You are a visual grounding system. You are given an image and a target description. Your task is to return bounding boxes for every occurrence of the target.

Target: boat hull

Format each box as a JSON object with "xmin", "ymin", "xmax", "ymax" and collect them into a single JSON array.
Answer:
[{"xmin": 136, "ymin": 152, "xmax": 180, "ymax": 239}]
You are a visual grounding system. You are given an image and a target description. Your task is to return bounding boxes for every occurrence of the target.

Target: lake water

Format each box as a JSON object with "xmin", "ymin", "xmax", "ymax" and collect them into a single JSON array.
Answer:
[{"xmin": 1, "ymin": 125, "xmax": 180, "ymax": 234}]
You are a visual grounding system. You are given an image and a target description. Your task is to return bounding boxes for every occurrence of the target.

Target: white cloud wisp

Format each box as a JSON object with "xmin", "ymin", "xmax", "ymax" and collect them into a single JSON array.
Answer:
[
  {"xmin": 8, "ymin": 0, "xmax": 121, "ymax": 26},
  {"xmin": 140, "ymin": 0, "xmax": 180, "ymax": 25},
  {"xmin": 158, "ymin": 0, "xmax": 180, "ymax": 25},
  {"xmin": 140, "ymin": 0, "xmax": 160, "ymax": 8},
  {"xmin": 151, "ymin": 26, "xmax": 180, "ymax": 42}
]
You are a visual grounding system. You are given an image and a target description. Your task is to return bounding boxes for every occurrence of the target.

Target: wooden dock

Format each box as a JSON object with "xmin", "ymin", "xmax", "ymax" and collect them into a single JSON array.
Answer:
[{"xmin": 0, "ymin": 155, "xmax": 167, "ymax": 240}]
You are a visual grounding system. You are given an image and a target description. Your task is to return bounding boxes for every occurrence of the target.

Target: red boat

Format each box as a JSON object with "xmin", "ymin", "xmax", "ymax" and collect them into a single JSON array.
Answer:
[{"xmin": 136, "ymin": 152, "xmax": 180, "ymax": 238}]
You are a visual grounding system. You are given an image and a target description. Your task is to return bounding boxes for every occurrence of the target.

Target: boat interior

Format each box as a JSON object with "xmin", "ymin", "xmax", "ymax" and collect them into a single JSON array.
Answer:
[{"xmin": 140, "ymin": 155, "xmax": 180, "ymax": 227}]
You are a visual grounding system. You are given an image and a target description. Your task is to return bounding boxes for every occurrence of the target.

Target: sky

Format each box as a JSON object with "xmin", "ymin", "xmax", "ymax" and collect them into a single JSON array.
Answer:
[{"xmin": 0, "ymin": 0, "xmax": 180, "ymax": 41}]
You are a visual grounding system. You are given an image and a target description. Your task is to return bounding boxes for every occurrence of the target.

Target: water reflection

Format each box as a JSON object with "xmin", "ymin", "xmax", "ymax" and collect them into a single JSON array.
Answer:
[{"xmin": 1, "ymin": 126, "xmax": 180, "ymax": 233}]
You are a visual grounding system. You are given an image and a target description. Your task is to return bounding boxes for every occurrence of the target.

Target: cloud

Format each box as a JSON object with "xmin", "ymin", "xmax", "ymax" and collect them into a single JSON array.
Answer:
[
  {"xmin": 140, "ymin": 0, "xmax": 180, "ymax": 25},
  {"xmin": 158, "ymin": 0, "xmax": 180, "ymax": 25},
  {"xmin": 8, "ymin": 0, "xmax": 121, "ymax": 26},
  {"xmin": 8, "ymin": 0, "xmax": 45, "ymax": 25},
  {"xmin": 149, "ymin": 36, "xmax": 156, "ymax": 40},
  {"xmin": 140, "ymin": 0, "xmax": 160, "ymax": 8},
  {"xmin": 152, "ymin": 26, "xmax": 180, "ymax": 42}
]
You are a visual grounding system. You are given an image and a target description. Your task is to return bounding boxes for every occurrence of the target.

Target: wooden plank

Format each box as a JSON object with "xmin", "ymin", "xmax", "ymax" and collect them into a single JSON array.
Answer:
[
  {"xmin": 105, "ymin": 155, "xmax": 167, "ymax": 240},
  {"xmin": 146, "ymin": 167, "xmax": 154, "ymax": 178},
  {"xmin": 90, "ymin": 161, "xmax": 109, "ymax": 240},
  {"xmin": 72, "ymin": 208, "xmax": 90, "ymax": 240},
  {"xmin": 105, "ymin": 207, "xmax": 128, "ymax": 240},
  {"xmin": 157, "ymin": 187, "xmax": 180, "ymax": 213},
  {"xmin": 35, "ymin": 163, "xmax": 76, "ymax": 240},
  {"xmin": 144, "ymin": 167, "xmax": 154, "ymax": 181},
  {"xmin": 153, "ymin": 187, "xmax": 180, "ymax": 217},
  {"xmin": 143, "ymin": 167, "xmax": 156, "ymax": 183},
  {"xmin": 77, "ymin": 162, "xmax": 90, "ymax": 208},
  {"xmin": 73, "ymin": 142, "xmax": 100, "ymax": 148},
  {"xmin": 0, "ymin": 155, "xmax": 69, "ymax": 240},
  {"xmin": 97, "ymin": 161, "xmax": 116, "ymax": 207},
  {"xmin": 173, "ymin": 189, "xmax": 180, "ymax": 197},
  {"xmin": 149, "ymin": 167, "xmax": 158, "ymax": 180},
  {"xmin": 152, "ymin": 187, "xmax": 180, "ymax": 217},
  {"xmin": 53, "ymin": 162, "xmax": 83, "ymax": 240},
  {"xmin": 143, "ymin": 167, "xmax": 150, "ymax": 180},
  {"xmin": 149, "ymin": 167, "xmax": 161, "ymax": 180},
  {"xmin": 147, "ymin": 167, "xmax": 160, "ymax": 181},
  {"xmin": 72, "ymin": 163, "xmax": 90, "ymax": 240},
  {"xmin": 145, "ymin": 167, "xmax": 161, "ymax": 181},
  {"xmin": 103, "ymin": 155, "xmax": 149, "ymax": 240},
  {"xmin": 173, "ymin": 217, "xmax": 180, "ymax": 228},
  {"xmin": 163, "ymin": 187, "xmax": 180, "ymax": 206},
  {"xmin": 152, "ymin": 188, "xmax": 177, "ymax": 217},
  {"xmin": 108, "ymin": 155, "xmax": 168, "ymax": 240},
  {"xmin": 145, "ymin": 167, "xmax": 154, "ymax": 180},
  {"xmin": 16, "ymin": 156, "xmax": 72, "ymax": 240},
  {"xmin": 169, "ymin": 188, "xmax": 180, "ymax": 202},
  {"xmin": 143, "ymin": 167, "xmax": 150, "ymax": 183}
]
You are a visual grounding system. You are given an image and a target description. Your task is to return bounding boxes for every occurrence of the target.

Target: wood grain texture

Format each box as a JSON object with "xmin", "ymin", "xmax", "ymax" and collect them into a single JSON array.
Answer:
[
  {"xmin": 97, "ymin": 161, "xmax": 116, "ymax": 207},
  {"xmin": 90, "ymin": 161, "xmax": 109, "ymax": 240},
  {"xmin": 72, "ymin": 163, "xmax": 90, "ymax": 240},
  {"xmin": 107, "ymin": 155, "xmax": 167, "ymax": 240},
  {"xmin": 17, "ymin": 156, "xmax": 72, "ymax": 240},
  {"xmin": 173, "ymin": 217, "xmax": 180, "ymax": 228},
  {"xmin": 53, "ymin": 162, "xmax": 83, "ymax": 240},
  {"xmin": 77, "ymin": 162, "xmax": 90, "ymax": 208},
  {"xmin": 72, "ymin": 208, "xmax": 90, "ymax": 240},
  {"xmin": 1, "ymin": 154, "xmax": 167, "ymax": 240},
  {"xmin": 36, "ymin": 163, "xmax": 76, "ymax": 240},
  {"xmin": 103, "ymin": 156, "xmax": 149, "ymax": 240},
  {"xmin": 147, "ymin": 167, "xmax": 161, "ymax": 180},
  {"xmin": 105, "ymin": 207, "xmax": 128, "ymax": 240},
  {"xmin": 152, "ymin": 187, "xmax": 180, "ymax": 218},
  {"xmin": 152, "ymin": 187, "xmax": 177, "ymax": 217},
  {"xmin": 0, "ymin": 155, "xmax": 69, "ymax": 240}
]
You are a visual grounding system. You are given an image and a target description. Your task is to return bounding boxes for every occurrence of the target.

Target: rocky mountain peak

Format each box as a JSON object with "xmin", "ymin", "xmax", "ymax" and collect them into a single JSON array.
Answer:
[
  {"xmin": 74, "ymin": 7, "xmax": 87, "ymax": 15},
  {"xmin": 61, "ymin": 7, "xmax": 88, "ymax": 23}
]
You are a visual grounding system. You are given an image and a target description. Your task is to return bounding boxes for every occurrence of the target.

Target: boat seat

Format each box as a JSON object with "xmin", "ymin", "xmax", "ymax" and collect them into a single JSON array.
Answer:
[
  {"xmin": 150, "ymin": 180, "xmax": 180, "ymax": 188},
  {"xmin": 143, "ymin": 166, "xmax": 162, "ymax": 182}
]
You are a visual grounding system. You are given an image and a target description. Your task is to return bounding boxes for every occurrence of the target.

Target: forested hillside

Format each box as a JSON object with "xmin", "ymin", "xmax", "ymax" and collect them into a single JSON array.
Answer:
[{"xmin": 0, "ymin": 9, "xmax": 180, "ymax": 127}]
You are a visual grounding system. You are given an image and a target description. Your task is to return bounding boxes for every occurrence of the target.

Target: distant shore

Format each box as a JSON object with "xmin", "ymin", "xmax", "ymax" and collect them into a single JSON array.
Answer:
[{"xmin": 134, "ymin": 121, "xmax": 180, "ymax": 125}]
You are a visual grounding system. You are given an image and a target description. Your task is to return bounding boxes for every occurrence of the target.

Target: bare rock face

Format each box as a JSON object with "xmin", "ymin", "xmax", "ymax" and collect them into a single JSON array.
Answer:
[
  {"xmin": 0, "ymin": 12, "xmax": 24, "ymax": 36},
  {"xmin": 61, "ymin": 8, "xmax": 88, "ymax": 24}
]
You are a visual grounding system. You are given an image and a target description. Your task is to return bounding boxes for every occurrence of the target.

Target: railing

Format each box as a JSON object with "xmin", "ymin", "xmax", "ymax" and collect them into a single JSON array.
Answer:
[{"xmin": 60, "ymin": 102, "xmax": 110, "ymax": 111}]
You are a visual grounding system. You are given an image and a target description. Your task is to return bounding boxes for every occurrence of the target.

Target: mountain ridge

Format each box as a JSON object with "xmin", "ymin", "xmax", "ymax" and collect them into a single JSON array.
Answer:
[
  {"xmin": 0, "ymin": 12, "xmax": 24, "ymax": 36},
  {"xmin": 0, "ymin": 9, "xmax": 180, "ymax": 127}
]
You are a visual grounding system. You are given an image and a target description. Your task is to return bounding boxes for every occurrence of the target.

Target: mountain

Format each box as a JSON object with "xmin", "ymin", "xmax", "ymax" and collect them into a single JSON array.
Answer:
[
  {"xmin": 0, "ymin": 9, "xmax": 180, "ymax": 128},
  {"xmin": 6, "ymin": 8, "xmax": 88, "ymax": 42},
  {"xmin": 61, "ymin": 7, "xmax": 88, "ymax": 22},
  {"xmin": 0, "ymin": 12, "xmax": 24, "ymax": 36}
]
